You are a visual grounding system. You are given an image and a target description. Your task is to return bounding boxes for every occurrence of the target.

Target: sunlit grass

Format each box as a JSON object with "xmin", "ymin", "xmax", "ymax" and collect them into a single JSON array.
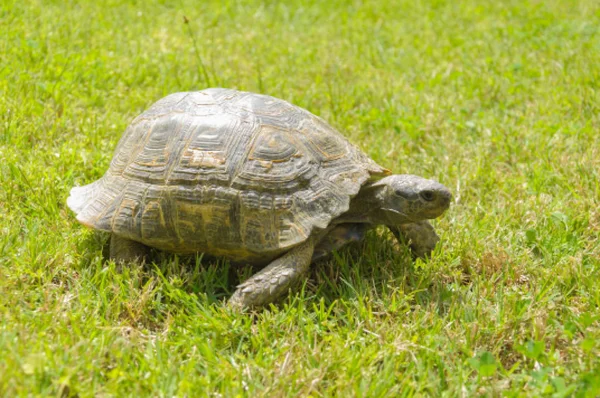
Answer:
[{"xmin": 1, "ymin": 0, "xmax": 599, "ymax": 395}]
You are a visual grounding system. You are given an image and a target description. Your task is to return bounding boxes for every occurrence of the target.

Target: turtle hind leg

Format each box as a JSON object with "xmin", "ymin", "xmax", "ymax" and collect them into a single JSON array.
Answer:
[
  {"xmin": 228, "ymin": 238, "xmax": 315, "ymax": 309},
  {"xmin": 109, "ymin": 234, "xmax": 150, "ymax": 264}
]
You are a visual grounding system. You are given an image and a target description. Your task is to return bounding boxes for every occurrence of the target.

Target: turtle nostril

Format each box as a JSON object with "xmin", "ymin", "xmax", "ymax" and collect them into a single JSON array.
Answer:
[{"xmin": 420, "ymin": 190, "xmax": 435, "ymax": 202}]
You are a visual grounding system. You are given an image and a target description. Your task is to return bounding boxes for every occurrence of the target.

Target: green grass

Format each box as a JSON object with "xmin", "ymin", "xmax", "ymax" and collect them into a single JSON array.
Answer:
[{"xmin": 1, "ymin": 0, "xmax": 599, "ymax": 395}]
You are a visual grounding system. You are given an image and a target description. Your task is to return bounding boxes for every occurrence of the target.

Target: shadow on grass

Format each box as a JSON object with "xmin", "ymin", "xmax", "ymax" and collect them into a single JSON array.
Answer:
[
  {"xmin": 78, "ymin": 229, "xmax": 440, "ymax": 312},
  {"xmin": 309, "ymin": 230, "xmax": 430, "ymax": 304}
]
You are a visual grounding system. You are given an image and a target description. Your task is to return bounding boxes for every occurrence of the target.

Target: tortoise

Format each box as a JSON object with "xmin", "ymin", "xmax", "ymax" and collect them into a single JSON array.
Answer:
[{"xmin": 68, "ymin": 88, "xmax": 451, "ymax": 308}]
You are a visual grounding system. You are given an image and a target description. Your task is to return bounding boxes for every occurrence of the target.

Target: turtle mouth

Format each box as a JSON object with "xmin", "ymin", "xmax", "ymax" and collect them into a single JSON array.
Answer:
[{"xmin": 381, "ymin": 208, "xmax": 415, "ymax": 223}]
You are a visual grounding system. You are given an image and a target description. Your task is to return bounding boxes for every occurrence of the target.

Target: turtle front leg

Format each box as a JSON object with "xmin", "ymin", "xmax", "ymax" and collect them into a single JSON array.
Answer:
[
  {"xmin": 389, "ymin": 220, "xmax": 440, "ymax": 259},
  {"xmin": 228, "ymin": 238, "xmax": 315, "ymax": 309},
  {"xmin": 109, "ymin": 234, "xmax": 150, "ymax": 264},
  {"xmin": 312, "ymin": 223, "xmax": 368, "ymax": 263}
]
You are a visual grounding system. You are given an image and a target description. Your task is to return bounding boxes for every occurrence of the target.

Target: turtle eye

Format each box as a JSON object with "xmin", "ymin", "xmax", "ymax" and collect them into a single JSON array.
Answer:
[{"xmin": 420, "ymin": 190, "xmax": 435, "ymax": 202}]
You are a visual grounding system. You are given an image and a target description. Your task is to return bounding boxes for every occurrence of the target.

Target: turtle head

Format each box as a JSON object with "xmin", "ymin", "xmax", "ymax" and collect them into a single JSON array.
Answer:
[{"xmin": 371, "ymin": 175, "xmax": 452, "ymax": 224}]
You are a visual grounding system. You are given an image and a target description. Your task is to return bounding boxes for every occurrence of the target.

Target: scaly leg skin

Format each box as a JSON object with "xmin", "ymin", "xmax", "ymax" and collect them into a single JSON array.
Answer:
[
  {"xmin": 312, "ymin": 223, "xmax": 368, "ymax": 263},
  {"xmin": 228, "ymin": 238, "xmax": 315, "ymax": 309},
  {"xmin": 109, "ymin": 234, "xmax": 150, "ymax": 264},
  {"xmin": 389, "ymin": 220, "xmax": 440, "ymax": 259}
]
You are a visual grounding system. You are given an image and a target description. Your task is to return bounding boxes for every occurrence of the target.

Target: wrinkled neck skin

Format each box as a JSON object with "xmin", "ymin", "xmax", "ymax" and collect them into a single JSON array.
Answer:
[{"xmin": 341, "ymin": 182, "xmax": 398, "ymax": 226}]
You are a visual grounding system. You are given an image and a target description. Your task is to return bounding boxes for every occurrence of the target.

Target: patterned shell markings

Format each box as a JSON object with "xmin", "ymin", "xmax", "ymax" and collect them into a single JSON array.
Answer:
[{"xmin": 69, "ymin": 89, "xmax": 390, "ymax": 263}]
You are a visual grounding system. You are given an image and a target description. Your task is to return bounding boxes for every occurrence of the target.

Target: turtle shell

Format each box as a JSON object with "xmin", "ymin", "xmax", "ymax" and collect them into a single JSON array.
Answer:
[{"xmin": 68, "ymin": 89, "xmax": 390, "ymax": 264}]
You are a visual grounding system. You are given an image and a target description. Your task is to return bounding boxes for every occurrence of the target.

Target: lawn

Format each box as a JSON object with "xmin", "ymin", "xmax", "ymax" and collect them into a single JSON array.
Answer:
[{"xmin": 1, "ymin": 0, "xmax": 599, "ymax": 396}]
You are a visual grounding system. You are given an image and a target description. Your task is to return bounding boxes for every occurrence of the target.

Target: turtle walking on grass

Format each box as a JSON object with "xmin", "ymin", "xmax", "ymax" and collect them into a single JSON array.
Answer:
[{"xmin": 68, "ymin": 89, "xmax": 451, "ymax": 308}]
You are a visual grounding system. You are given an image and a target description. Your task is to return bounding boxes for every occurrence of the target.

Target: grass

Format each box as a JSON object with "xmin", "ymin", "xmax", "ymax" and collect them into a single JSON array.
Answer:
[{"xmin": 1, "ymin": 0, "xmax": 599, "ymax": 395}]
